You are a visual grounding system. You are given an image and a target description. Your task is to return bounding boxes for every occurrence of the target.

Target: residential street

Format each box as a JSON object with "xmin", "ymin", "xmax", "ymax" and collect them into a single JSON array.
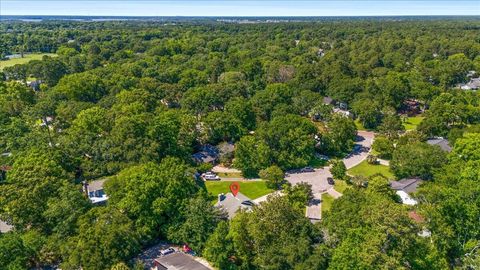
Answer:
[{"xmin": 286, "ymin": 131, "xmax": 375, "ymax": 221}]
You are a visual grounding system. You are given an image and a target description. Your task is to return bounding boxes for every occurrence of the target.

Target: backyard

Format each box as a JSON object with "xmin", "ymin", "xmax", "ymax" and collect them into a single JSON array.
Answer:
[
  {"xmin": 402, "ymin": 116, "xmax": 424, "ymax": 131},
  {"xmin": 203, "ymin": 180, "xmax": 274, "ymax": 202},
  {"xmin": 0, "ymin": 53, "xmax": 57, "ymax": 70},
  {"xmin": 347, "ymin": 160, "xmax": 395, "ymax": 179}
]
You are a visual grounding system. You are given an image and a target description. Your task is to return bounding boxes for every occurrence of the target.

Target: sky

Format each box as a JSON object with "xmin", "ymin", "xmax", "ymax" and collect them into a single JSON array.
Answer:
[{"xmin": 1, "ymin": 0, "xmax": 479, "ymax": 17}]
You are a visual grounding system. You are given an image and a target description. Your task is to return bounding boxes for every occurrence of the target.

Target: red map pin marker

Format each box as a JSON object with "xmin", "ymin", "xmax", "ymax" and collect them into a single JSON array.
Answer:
[{"xmin": 230, "ymin": 182, "xmax": 240, "ymax": 197}]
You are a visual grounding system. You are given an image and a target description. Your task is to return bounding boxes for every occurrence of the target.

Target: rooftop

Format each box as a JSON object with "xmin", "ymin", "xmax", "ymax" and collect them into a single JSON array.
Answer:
[
  {"xmin": 85, "ymin": 179, "xmax": 108, "ymax": 204},
  {"xmin": 215, "ymin": 192, "xmax": 254, "ymax": 219},
  {"xmin": 154, "ymin": 253, "xmax": 211, "ymax": 270},
  {"xmin": 0, "ymin": 220, "xmax": 13, "ymax": 233},
  {"xmin": 427, "ymin": 137, "xmax": 452, "ymax": 152},
  {"xmin": 390, "ymin": 177, "xmax": 423, "ymax": 194},
  {"xmin": 192, "ymin": 145, "xmax": 219, "ymax": 164}
]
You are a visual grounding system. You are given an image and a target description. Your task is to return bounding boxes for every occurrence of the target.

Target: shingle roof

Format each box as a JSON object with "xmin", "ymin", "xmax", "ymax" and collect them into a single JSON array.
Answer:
[
  {"xmin": 427, "ymin": 138, "xmax": 452, "ymax": 152},
  {"xmin": 154, "ymin": 253, "xmax": 211, "ymax": 270},
  {"xmin": 390, "ymin": 177, "xmax": 423, "ymax": 194},
  {"xmin": 215, "ymin": 192, "xmax": 253, "ymax": 219}
]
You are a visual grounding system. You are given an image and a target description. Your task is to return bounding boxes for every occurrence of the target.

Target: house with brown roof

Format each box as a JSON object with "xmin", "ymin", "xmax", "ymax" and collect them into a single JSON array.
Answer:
[{"xmin": 83, "ymin": 179, "xmax": 108, "ymax": 204}]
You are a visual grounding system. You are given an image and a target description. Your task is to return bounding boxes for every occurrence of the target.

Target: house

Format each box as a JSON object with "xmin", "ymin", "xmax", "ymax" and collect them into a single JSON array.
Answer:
[
  {"xmin": 333, "ymin": 108, "xmax": 352, "ymax": 118},
  {"xmin": 216, "ymin": 192, "xmax": 254, "ymax": 219},
  {"xmin": 408, "ymin": 211, "xmax": 432, "ymax": 238},
  {"xmin": 83, "ymin": 179, "xmax": 108, "ymax": 204},
  {"xmin": 0, "ymin": 165, "xmax": 12, "ymax": 182},
  {"xmin": 390, "ymin": 177, "xmax": 423, "ymax": 205},
  {"xmin": 459, "ymin": 78, "xmax": 480, "ymax": 90},
  {"xmin": 152, "ymin": 253, "xmax": 211, "ymax": 270},
  {"xmin": 322, "ymin": 96, "xmax": 334, "ymax": 105},
  {"xmin": 399, "ymin": 99, "xmax": 422, "ymax": 116},
  {"xmin": 192, "ymin": 145, "xmax": 219, "ymax": 164},
  {"xmin": 427, "ymin": 137, "xmax": 452, "ymax": 152},
  {"xmin": 27, "ymin": 80, "xmax": 42, "ymax": 91},
  {"xmin": 0, "ymin": 220, "xmax": 13, "ymax": 233}
]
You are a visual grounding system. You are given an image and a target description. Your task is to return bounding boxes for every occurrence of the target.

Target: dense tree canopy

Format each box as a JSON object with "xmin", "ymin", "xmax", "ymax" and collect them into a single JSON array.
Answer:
[{"xmin": 0, "ymin": 18, "xmax": 479, "ymax": 269}]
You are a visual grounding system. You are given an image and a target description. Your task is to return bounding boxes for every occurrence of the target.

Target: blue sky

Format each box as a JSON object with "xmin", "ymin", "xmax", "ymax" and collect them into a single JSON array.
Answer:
[{"xmin": 2, "ymin": 0, "xmax": 479, "ymax": 16}]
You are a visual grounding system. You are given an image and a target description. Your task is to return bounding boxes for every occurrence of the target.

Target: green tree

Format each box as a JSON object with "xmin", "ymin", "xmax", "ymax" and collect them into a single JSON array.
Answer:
[
  {"xmin": 390, "ymin": 141, "xmax": 446, "ymax": 180},
  {"xmin": 372, "ymin": 136, "xmax": 395, "ymax": 159},
  {"xmin": 330, "ymin": 159, "xmax": 347, "ymax": 180},
  {"xmin": 321, "ymin": 114, "xmax": 357, "ymax": 156},
  {"xmin": 105, "ymin": 157, "xmax": 197, "ymax": 241},
  {"xmin": 168, "ymin": 194, "xmax": 225, "ymax": 253},
  {"xmin": 203, "ymin": 221, "xmax": 236, "ymax": 270},
  {"xmin": 62, "ymin": 207, "xmax": 140, "ymax": 270},
  {"xmin": 0, "ymin": 149, "xmax": 67, "ymax": 230},
  {"xmin": 233, "ymin": 136, "xmax": 271, "ymax": 177},
  {"xmin": 259, "ymin": 165, "xmax": 285, "ymax": 189}
]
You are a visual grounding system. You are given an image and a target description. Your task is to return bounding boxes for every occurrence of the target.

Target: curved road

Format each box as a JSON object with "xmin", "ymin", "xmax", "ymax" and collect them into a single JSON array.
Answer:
[{"xmin": 286, "ymin": 131, "xmax": 375, "ymax": 221}]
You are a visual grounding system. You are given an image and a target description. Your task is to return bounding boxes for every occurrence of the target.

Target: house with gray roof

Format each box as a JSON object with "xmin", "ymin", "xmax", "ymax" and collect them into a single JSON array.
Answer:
[
  {"xmin": 427, "ymin": 137, "xmax": 452, "ymax": 152},
  {"xmin": 152, "ymin": 252, "xmax": 211, "ymax": 270},
  {"xmin": 390, "ymin": 177, "xmax": 423, "ymax": 205},
  {"xmin": 459, "ymin": 77, "xmax": 480, "ymax": 90},
  {"xmin": 216, "ymin": 192, "xmax": 254, "ymax": 219},
  {"xmin": 192, "ymin": 145, "xmax": 219, "ymax": 164},
  {"xmin": 390, "ymin": 177, "xmax": 423, "ymax": 194}
]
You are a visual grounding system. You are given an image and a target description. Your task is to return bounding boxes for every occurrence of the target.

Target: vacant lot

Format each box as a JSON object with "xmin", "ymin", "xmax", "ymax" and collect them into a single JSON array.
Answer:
[
  {"xmin": 204, "ymin": 180, "xmax": 273, "ymax": 202},
  {"xmin": 347, "ymin": 160, "xmax": 395, "ymax": 179},
  {"xmin": 0, "ymin": 53, "xmax": 57, "ymax": 70}
]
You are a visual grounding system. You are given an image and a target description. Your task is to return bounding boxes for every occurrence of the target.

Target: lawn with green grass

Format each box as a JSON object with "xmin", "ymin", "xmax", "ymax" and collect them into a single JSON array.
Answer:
[
  {"xmin": 334, "ymin": 180, "xmax": 350, "ymax": 193},
  {"xmin": 1, "ymin": 53, "xmax": 57, "ymax": 70},
  {"xmin": 321, "ymin": 193, "xmax": 335, "ymax": 212},
  {"xmin": 402, "ymin": 116, "xmax": 424, "ymax": 131},
  {"xmin": 347, "ymin": 160, "xmax": 395, "ymax": 179},
  {"xmin": 204, "ymin": 180, "xmax": 274, "ymax": 202}
]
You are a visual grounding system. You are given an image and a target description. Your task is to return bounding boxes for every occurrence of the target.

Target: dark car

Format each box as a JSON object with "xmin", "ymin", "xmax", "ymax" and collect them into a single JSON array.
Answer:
[
  {"xmin": 327, "ymin": 177, "xmax": 335, "ymax": 185},
  {"xmin": 301, "ymin": 166, "xmax": 315, "ymax": 173}
]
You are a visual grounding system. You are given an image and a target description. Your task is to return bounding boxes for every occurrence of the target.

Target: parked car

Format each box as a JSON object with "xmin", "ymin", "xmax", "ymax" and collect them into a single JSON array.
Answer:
[
  {"xmin": 327, "ymin": 177, "xmax": 335, "ymax": 185},
  {"xmin": 301, "ymin": 166, "xmax": 315, "ymax": 173},
  {"xmin": 160, "ymin": 247, "xmax": 175, "ymax": 256},
  {"xmin": 201, "ymin": 171, "xmax": 220, "ymax": 181}
]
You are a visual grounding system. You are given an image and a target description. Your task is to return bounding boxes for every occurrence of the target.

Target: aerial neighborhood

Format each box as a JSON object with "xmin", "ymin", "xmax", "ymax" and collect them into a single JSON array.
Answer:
[{"xmin": 0, "ymin": 11, "xmax": 479, "ymax": 270}]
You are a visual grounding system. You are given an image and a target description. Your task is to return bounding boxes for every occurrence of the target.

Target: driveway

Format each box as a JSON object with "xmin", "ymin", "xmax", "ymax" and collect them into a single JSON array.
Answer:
[{"xmin": 285, "ymin": 131, "xmax": 375, "ymax": 220}]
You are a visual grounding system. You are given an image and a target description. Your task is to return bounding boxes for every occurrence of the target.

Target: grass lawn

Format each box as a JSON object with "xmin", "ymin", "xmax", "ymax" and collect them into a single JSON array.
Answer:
[
  {"xmin": 334, "ymin": 180, "xmax": 350, "ymax": 193},
  {"xmin": 347, "ymin": 160, "xmax": 395, "ymax": 179},
  {"xmin": 321, "ymin": 193, "xmax": 335, "ymax": 212},
  {"xmin": 203, "ymin": 180, "xmax": 274, "ymax": 202},
  {"xmin": 402, "ymin": 116, "xmax": 424, "ymax": 131},
  {"xmin": 1, "ymin": 53, "xmax": 57, "ymax": 70}
]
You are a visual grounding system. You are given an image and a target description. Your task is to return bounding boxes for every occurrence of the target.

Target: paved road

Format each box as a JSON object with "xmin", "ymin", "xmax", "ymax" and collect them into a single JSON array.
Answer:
[{"xmin": 286, "ymin": 131, "xmax": 375, "ymax": 221}]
